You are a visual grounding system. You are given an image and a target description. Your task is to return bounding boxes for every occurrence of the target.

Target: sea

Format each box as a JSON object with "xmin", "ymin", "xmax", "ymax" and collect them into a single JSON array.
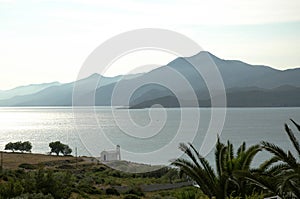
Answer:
[{"xmin": 0, "ymin": 107, "xmax": 299, "ymax": 168}]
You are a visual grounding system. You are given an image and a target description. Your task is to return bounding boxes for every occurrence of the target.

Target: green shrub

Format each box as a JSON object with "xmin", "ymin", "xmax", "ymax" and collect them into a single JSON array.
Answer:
[
  {"xmin": 123, "ymin": 194, "xmax": 140, "ymax": 199},
  {"xmin": 93, "ymin": 166, "xmax": 106, "ymax": 172},
  {"xmin": 12, "ymin": 193, "xmax": 54, "ymax": 199},
  {"xmin": 76, "ymin": 183, "xmax": 102, "ymax": 195},
  {"xmin": 149, "ymin": 195, "xmax": 162, "ymax": 199},
  {"xmin": 178, "ymin": 188, "xmax": 199, "ymax": 199},
  {"xmin": 19, "ymin": 163, "xmax": 37, "ymax": 170},
  {"xmin": 57, "ymin": 164, "xmax": 74, "ymax": 170},
  {"xmin": 105, "ymin": 187, "xmax": 120, "ymax": 196},
  {"xmin": 0, "ymin": 179, "xmax": 24, "ymax": 198},
  {"xmin": 35, "ymin": 170, "xmax": 73, "ymax": 199},
  {"xmin": 125, "ymin": 186, "xmax": 144, "ymax": 196},
  {"xmin": 226, "ymin": 193, "xmax": 265, "ymax": 199}
]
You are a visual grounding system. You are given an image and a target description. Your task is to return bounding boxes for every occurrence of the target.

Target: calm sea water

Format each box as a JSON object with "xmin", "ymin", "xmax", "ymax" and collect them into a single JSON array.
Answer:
[{"xmin": 0, "ymin": 107, "xmax": 299, "ymax": 167}]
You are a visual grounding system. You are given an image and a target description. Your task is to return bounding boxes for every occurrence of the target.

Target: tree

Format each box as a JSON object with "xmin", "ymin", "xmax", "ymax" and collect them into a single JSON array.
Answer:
[
  {"xmin": 14, "ymin": 141, "xmax": 22, "ymax": 152},
  {"xmin": 247, "ymin": 119, "xmax": 300, "ymax": 198},
  {"xmin": 49, "ymin": 141, "xmax": 63, "ymax": 156},
  {"xmin": 62, "ymin": 145, "xmax": 72, "ymax": 156},
  {"xmin": 5, "ymin": 142, "xmax": 15, "ymax": 152},
  {"xmin": 49, "ymin": 141, "xmax": 72, "ymax": 156},
  {"xmin": 49, "ymin": 141, "xmax": 62, "ymax": 155},
  {"xmin": 4, "ymin": 141, "xmax": 32, "ymax": 153},
  {"xmin": 19, "ymin": 141, "xmax": 32, "ymax": 153},
  {"xmin": 172, "ymin": 139, "xmax": 261, "ymax": 199}
]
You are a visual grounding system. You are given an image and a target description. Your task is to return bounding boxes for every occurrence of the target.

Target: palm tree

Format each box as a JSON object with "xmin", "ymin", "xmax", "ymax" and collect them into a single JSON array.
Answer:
[
  {"xmin": 172, "ymin": 139, "xmax": 261, "ymax": 199},
  {"xmin": 247, "ymin": 119, "xmax": 300, "ymax": 198}
]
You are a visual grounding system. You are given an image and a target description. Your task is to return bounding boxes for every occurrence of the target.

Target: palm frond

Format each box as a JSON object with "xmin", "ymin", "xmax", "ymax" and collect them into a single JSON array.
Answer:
[
  {"xmin": 289, "ymin": 180, "xmax": 300, "ymax": 199},
  {"xmin": 262, "ymin": 141, "xmax": 297, "ymax": 167},
  {"xmin": 241, "ymin": 144, "xmax": 261, "ymax": 170},
  {"xmin": 237, "ymin": 142, "xmax": 246, "ymax": 156},
  {"xmin": 172, "ymin": 158, "xmax": 215, "ymax": 197},
  {"xmin": 189, "ymin": 143, "xmax": 217, "ymax": 184},
  {"xmin": 258, "ymin": 156, "xmax": 280, "ymax": 172},
  {"xmin": 226, "ymin": 141, "xmax": 234, "ymax": 171},
  {"xmin": 265, "ymin": 163, "xmax": 291, "ymax": 176},
  {"xmin": 178, "ymin": 143, "xmax": 201, "ymax": 169},
  {"xmin": 215, "ymin": 138, "xmax": 227, "ymax": 177},
  {"xmin": 285, "ymin": 123, "xmax": 300, "ymax": 156},
  {"xmin": 290, "ymin": 119, "xmax": 300, "ymax": 131},
  {"xmin": 228, "ymin": 141, "xmax": 234, "ymax": 160},
  {"xmin": 172, "ymin": 159, "xmax": 206, "ymax": 183},
  {"xmin": 280, "ymin": 172, "xmax": 300, "ymax": 195},
  {"xmin": 241, "ymin": 171, "xmax": 279, "ymax": 195}
]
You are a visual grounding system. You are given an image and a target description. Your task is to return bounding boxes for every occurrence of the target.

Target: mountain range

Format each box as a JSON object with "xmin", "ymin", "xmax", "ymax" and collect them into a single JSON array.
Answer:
[
  {"xmin": 0, "ymin": 82, "xmax": 60, "ymax": 100},
  {"xmin": 0, "ymin": 51, "xmax": 299, "ymax": 107}
]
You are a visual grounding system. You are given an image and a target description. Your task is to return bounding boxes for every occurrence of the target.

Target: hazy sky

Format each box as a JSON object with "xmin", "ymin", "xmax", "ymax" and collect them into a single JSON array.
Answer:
[{"xmin": 0, "ymin": 0, "xmax": 300, "ymax": 90}]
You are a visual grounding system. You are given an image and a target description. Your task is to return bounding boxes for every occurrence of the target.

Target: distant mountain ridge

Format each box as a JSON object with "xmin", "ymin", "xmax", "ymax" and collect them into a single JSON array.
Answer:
[
  {"xmin": 0, "ymin": 82, "xmax": 60, "ymax": 100},
  {"xmin": 129, "ymin": 85, "xmax": 300, "ymax": 108},
  {"xmin": 0, "ymin": 51, "xmax": 299, "ymax": 107}
]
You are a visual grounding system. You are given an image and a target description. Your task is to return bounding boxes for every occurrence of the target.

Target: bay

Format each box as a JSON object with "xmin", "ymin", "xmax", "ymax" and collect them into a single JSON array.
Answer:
[{"xmin": 0, "ymin": 107, "xmax": 299, "ymax": 167}]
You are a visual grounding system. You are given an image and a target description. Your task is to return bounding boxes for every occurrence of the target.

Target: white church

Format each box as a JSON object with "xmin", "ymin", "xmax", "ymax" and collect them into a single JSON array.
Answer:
[{"xmin": 100, "ymin": 145, "xmax": 121, "ymax": 162}]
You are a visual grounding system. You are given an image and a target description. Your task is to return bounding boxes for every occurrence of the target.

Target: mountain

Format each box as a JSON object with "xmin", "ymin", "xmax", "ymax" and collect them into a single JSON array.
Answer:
[
  {"xmin": 0, "ymin": 51, "xmax": 299, "ymax": 107},
  {"xmin": 165, "ymin": 51, "xmax": 300, "ymax": 89},
  {"xmin": 0, "ymin": 73, "xmax": 141, "ymax": 106},
  {"xmin": 95, "ymin": 51, "xmax": 300, "ymax": 107},
  {"xmin": 0, "ymin": 82, "xmax": 61, "ymax": 100},
  {"xmin": 129, "ymin": 86, "xmax": 300, "ymax": 108}
]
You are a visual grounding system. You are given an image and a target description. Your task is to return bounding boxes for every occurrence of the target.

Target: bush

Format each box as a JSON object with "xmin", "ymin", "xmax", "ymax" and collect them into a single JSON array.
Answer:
[
  {"xmin": 19, "ymin": 163, "xmax": 37, "ymax": 170},
  {"xmin": 35, "ymin": 170, "xmax": 73, "ymax": 199},
  {"xmin": 149, "ymin": 195, "xmax": 162, "ymax": 199},
  {"xmin": 57, "ymin": 164, "xmax": 74, "ymax": 170},
  {"xmin": 125, "ymin": 186, "xmax": 144, "ymax": 196},
  {"xmin": 12, "ymin": 193, "xmax": 54, "ymax": 199},
  {"xmin": 0, "ymin": 169, "xmax": 75, "ymax": 199},
  {"xmin": 0, "ymin": 178, "xmax": 24, "ymax": 198},
  {"xmin": 77, "ymin": 184, "xmax": 102, "ymax": 195},
  {"xmin": 105, "ymin": 187, "xmax": 120, "ymax": 196},
  {"xmin": 123, "ymin": 194, "xmax": 140, "ymax": 199},
  {"xmin": 76, "ymin": 176, "xmax": 101, "ymax": 195}
]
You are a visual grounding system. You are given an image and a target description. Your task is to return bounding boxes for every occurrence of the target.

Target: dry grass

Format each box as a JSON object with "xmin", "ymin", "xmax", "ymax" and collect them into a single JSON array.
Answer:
[{"xmin": 0, "ymin": 152, "xmax": 76, "ymax": 169}]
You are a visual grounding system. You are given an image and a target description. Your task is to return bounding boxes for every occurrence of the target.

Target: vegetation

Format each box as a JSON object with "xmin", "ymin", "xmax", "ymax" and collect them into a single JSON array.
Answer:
[
  {"xmin": 172, "ymin": 119, "xmax": 300, "ymax": 199},
  {"xmin": 0, "ymin": 169, "xmax": 73, "ymax": 199},
  {"xmin": 49, "ymin": 141, "xmax": 72, "ymax": 156},
  {"xmin": 244, "ymin": 119, "xmax": 300, "ymax": 198},
  {"xmin": 172, "ymin": 139, "xmax": 261, "ymax": 199},
  {"xmin": 0, "ymin": 160, "xmax": 191, "ymax": 199},
  {"xmin": 4, "ymin": 141, "xmax": 32, "ymax": 153}
]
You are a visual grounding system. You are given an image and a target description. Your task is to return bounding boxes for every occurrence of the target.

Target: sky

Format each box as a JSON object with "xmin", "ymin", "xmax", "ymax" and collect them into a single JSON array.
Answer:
[{"xmin": 0, "ymin": 0, "xmax": 300, "ymax": 90}]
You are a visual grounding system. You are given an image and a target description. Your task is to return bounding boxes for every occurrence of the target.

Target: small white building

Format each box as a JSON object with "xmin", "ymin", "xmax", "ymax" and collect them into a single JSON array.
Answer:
[{"xmin": 100, "ymin": 145, "xmax": 121, "ymax": 162}]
